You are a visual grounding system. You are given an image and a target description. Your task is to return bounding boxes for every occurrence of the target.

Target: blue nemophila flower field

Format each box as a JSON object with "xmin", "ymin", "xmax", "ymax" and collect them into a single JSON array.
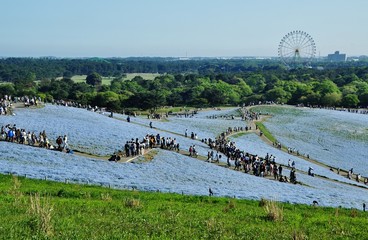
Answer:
[{"xmin": 0, "ymin": 104, "xmax": 367, "ymax": 209}]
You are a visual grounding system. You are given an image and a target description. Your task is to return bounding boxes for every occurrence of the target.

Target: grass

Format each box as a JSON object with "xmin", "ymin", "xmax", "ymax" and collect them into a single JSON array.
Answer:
[
  {"xmin": 59, "ymin": 73, "xmax": 161, "ymax": 86},
  {"xmin": 136, "ymin": 106, "xmax": 195, "ymax": 115},
  {"xmin": 0, "ymin": 174, "xmax": 367, "ymax": 239},
  {"xmin": 70, "ymin": 75, "xmax": 113, "ymax": 85},
  {"xmin": 28, "ymin": 193, "xmax": 54, "ymax": 237},
  {"xmin": 136, "ymin": 106, "xmax": 237, "ymax": 115},
  {"xmin": 124, "ymin": 73, "xmax": 161, "ymax": 81},
  {"xmin": 230, "ymin": 132, "xmax": 248, "ymax": 139},
  {"xmin": 251, "ymin": 105, "xmax": 303, "ymax": 117},
  {"xmin": 255, "ymin": 121, "xmax": 277, "ymax": 143}
]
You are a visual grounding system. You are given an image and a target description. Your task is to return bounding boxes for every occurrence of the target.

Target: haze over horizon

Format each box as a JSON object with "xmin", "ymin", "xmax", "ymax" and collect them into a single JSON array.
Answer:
[{"xmin": 1, "ymin": 0, "xmax": 367, "ymax": 58}]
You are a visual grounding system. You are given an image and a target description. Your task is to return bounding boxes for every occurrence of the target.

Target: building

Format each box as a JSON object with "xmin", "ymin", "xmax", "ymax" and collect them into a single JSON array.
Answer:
[{"xmin": 327, "ymin": 51, "xmax": 346, "ymax": 62}]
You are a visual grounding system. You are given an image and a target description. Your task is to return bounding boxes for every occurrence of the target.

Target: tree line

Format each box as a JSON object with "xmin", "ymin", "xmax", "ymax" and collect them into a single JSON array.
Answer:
[{"xmin": 0, "ymin": 58, "xmax": 367, "ymax": 111}]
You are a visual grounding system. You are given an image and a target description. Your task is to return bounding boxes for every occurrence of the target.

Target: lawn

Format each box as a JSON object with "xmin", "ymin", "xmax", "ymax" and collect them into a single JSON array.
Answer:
[
  {"xmin": 1, "ymin": 174, "xmax": 367, "ymax": 239},
  {"xmin": 68, "ymin": 73, "xmax": 161, "ymax": 85},
  {"xmin": 124, "ymin": 73, "xmax": 161, "ymax": 80},
  {"xmin": 70, "ymin": 75, "xmax": 113, "ymax": 85}
]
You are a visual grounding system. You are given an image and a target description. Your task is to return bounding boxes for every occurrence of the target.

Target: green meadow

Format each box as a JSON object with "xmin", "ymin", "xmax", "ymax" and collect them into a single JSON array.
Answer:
[
  {"xmin": 124, "ymin": 73, "xmax": 161, "ymax": 80},
  {"xmin": 70, "ymin": 75, "xmax": 113, "ymax": 85},
  {"xmin": 0, "ymin": 174, "xmax": 366, "ymax": 239},
  {"xmin": 69, "ymin": 73, "xmax": 161, "ymax": 85}
]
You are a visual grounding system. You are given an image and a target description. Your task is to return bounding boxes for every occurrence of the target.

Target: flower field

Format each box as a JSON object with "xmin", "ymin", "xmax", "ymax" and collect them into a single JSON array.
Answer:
[
  {"xmin": 0, "ymin": 104, "xmax": 367, "ymax": 209},
  {"xmin": 251, "ymin": 105, "xmax": 368, "ymax": 174}
]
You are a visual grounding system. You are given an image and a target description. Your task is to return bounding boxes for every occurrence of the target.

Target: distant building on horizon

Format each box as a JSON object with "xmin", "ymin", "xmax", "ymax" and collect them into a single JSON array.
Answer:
[{"xmin": 327, "ymin": 51, "xmax": 346, "ymax": 62}]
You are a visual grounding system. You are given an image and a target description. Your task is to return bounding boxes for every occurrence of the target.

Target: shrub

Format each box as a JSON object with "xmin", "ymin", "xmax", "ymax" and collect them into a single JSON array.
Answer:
[
  {"xmin": 263, "ymin": 199, "xmax": 283, "ymax": 222},
  {"xmin": 124, "ymin": 198, "xmax": 141, "ymax": 208},
  {"xmin": 350, "ymin": 209, "xmax": 358, "ymax": 218},
  {"xmin": 223, "ymin": 199, "xmax": 236, "ymax": 213},
  {"xmin": 101, "ymin": 192, "xmax": 112, "ymax": 201},
  {"xmin": 292, "ymin": 229, "xmax": 307, "ymax": 240}
]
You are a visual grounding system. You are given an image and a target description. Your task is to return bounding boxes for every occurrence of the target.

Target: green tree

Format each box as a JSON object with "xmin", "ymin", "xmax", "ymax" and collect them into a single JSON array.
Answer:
[
  {"xmin": 315, "ymin": 79, "xmax": 341, "ymax": 106},
  {"xmin": 321, "ymin": 92, "xmax": 342, "ymax": 106},
  {"xmin": 110, "ymin": 79, "xmax": 123, "ymax": 93},
  {"xmin": 201, "ymin": 81, "xmax": 240, "ymax": 105},
  {"xmin": 265, "ymin": 87, "xmax": 292, "ymax": 103},
  {"xmin": 140, "ymin": 90, "xmax": 167, "ymax": 111},
  {"xmin": 86, "ymin": 72, "xmax": 102, "ymax": 86},
  {"xmin": 93, "ymin": 91, "xmax": 121, "ymax": 110},
  {"xmin": 315, "ymin": 79, "xmax": 340, "ymax": 95},
  {"xmin": 341, "ymin": 85, "xmax": 358, "ymax": 95},
  {"xmin": 76, "ymin": 92, "xmax": 96, "ymax": 106},
  {"xmin": 305, "ymin": 92, "xmax": 321, "ymax": 106},
  {"xmin": 235, "ymin": 79, "xmax": 253, "ymax": 97},
  {"xmin": 289, "ymin": 82, "xmax": 313, "ymax": 104},
  {"xmin": 0, "ymin": 83, "xmax": 15, "ymax": 98},
  {"xmin": 245, "ymin": 74, "xmax": 266, "ymax": 93},
  {"xmin": 167, "ymin": 88, "xmax": 184, "ymax": 106},
  {"xmin": 342, "ymin": 94, "xmax": 359, "ymax": 107},
  {"xmin": 13, "ymin": 71, "xmax": 37, "ymax": 96},
  {"xmin": 359, "ymin": 92, "xmax": 368, "ymax": 107}
]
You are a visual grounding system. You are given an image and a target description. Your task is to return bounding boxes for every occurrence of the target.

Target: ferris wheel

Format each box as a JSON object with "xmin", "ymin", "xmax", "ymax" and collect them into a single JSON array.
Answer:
[{"xmin": 278, "ymin": 30, "xmax": 316, "ymax": 68}]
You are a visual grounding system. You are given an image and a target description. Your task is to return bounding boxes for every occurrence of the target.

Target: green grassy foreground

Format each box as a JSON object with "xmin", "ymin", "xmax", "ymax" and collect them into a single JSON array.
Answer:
[{"xmin": 0, "ymin": 174, "xmax": 366, "ymax": 239}]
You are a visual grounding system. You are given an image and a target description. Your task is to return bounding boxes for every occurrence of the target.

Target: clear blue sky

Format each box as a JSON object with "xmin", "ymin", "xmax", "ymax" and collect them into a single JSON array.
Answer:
[{"xmin": 0, "ymin": 0, "xmax": 367, "ymax": 57}]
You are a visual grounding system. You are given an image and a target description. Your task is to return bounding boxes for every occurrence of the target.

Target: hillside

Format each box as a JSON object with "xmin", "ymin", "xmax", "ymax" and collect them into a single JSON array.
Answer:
[{"xmin": 1, "ymin": 174, "xmax": 367, "ymax": 239}]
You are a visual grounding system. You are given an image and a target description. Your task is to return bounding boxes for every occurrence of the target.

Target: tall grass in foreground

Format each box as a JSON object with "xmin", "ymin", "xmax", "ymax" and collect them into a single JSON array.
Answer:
[
  {"xmin": 124, "ymin": 197, "xmax": 142, "ymax": 208},
  {"xmin": 261, "ymin": 198, "xmax": 284, "ymax": 222},
  {"xmin": 9, "ymin": 176, "xmax": 23, "ymax": 205},
  {"xmin": 0, "ymin": 174, "xmax": 367, "ymax": 239},
  {"xmin": 28, "ymin": 193, "xmax": 54, "ymax": 237}
]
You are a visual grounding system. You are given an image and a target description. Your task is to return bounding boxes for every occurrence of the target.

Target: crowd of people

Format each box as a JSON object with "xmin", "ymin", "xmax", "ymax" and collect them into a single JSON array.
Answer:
[
  {"xmin": 201, "ymin": 126, "xmax": 298, "ymax": 184},
  {"xmin": 0, "ymin": 97, "xmax": 11, "ymax": 115},
  {"xmin": 172, "ymin": 110, "xmax": 198, "ymax": 118},
  {"xmin": 109, "ymin": 133, "xmax": 181, "ymax": 162},
  {"xmin": 21, "ymin": 96, "xmax": 40, "ymax": 107},
  {"xmin": 0, "ymin": 95, "xmax": 43, "ymax": 116},
  {"xmin": 0, "ymin": 123, "xmax": 70, "ymax": 152},
  {"xmin": 206, "ymin": 114, "xmax": 235, "ymax": 120},
  {"xmin": 239, "ymin": 107, "xmax": 261, "ymax": 121}
]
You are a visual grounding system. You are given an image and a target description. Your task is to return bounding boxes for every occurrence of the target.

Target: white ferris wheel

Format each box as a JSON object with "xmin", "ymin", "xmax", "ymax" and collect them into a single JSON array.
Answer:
[{"xmin": 278, "ymin": 30, "xmax": 316, "ymax": 68}]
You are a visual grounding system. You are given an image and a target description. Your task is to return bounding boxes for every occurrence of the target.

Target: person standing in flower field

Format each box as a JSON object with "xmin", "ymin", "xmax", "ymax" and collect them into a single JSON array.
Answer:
[{"xmin": 63, "ymin": 135, "xmax": 68, "ymax": 149}]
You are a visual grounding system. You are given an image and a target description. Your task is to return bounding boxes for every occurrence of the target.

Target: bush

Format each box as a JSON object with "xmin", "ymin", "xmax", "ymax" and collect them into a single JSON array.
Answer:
[
  {"xmin": 263, "ymin": 199, "xmax": 283, "ymax": 222},
  {"xmin": 124, "ymin": 198, "xmax": 141, "ymax": 208}
]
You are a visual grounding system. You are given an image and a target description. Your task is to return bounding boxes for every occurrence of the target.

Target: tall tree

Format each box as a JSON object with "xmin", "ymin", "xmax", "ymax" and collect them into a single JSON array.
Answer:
[
  {"xmin": 342, "ymin": 94, "xmax": 359, "ymax": 107},
  {"xmin": 86, "ymin": 72, "xmax": 102, "ymax": 86}
]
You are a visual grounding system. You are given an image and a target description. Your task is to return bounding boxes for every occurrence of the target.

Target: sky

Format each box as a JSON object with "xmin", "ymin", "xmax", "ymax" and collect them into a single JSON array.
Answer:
[{"xmin": 0, "ymin": 0, "xmax": 367, "ymax": 58}]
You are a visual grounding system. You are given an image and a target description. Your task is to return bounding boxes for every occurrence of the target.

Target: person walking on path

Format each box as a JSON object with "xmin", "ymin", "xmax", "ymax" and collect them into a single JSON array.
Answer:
[
  {"xmin": 278, "ymin": 165, "xmax": 283, "ymax": 176},
  {"xmin": 63, "ymin": 135, "xmax": 68, "ymax": 149}
]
